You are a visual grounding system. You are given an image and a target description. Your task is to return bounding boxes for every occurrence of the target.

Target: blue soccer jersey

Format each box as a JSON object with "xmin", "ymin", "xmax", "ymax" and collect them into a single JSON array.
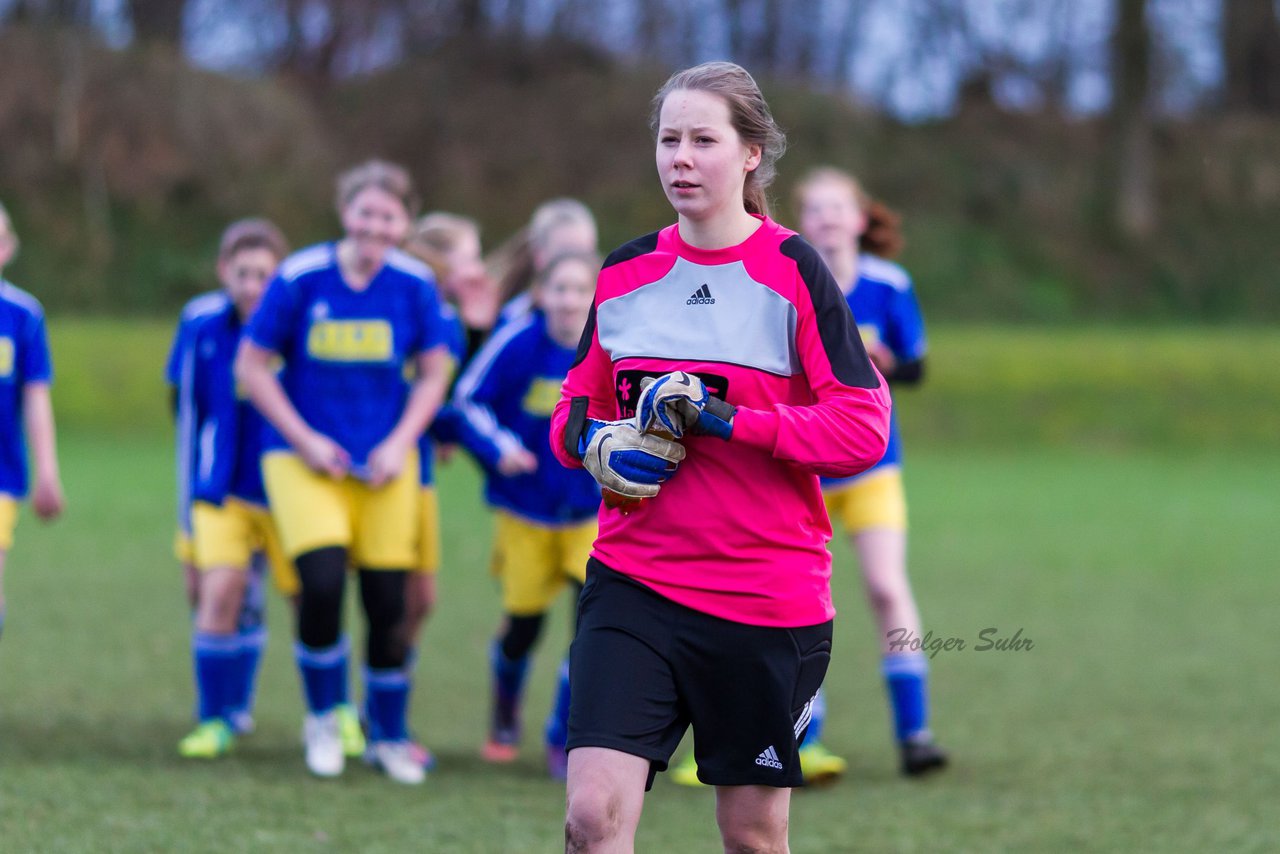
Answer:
[
  {"xmin": 0, "ymin": 280, "xmax": 53, "ymax": 498},
  {"xmin": 824, "ymin": 254, "xmax": 926, "ymax": 487},
  {"xmin": 166, "ymin": 290, "xmax": 230, "ymax": 388},
  {"xmin": 453, "ymin": 310, "xmax": 600, "ymax": 525},
  {"xmin": 170, "ymin": 290, "xmax": 232, "ymax": 533},
  {"xmin": 247, "ymin": 244, "xmax": 449, "ymax": 467},
  {"xmin": 186, "ymin": 303, "xmax": 271, "ymax": 506}
]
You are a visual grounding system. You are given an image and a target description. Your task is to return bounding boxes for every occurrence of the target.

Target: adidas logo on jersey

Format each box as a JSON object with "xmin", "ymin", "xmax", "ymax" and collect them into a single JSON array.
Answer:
[
  {"xmin": 755, "ymin": 745, "xmax": 784, "ymax": 770},
  {"xmin": 686, "ymin": 284, "xmax": 716, "ymax": 305}
]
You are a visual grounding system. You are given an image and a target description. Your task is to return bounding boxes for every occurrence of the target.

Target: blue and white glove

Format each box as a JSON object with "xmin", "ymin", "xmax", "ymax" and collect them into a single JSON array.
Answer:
[
  {"xmin": 636, "ymin": 371, "xmax": 736, "ymax": 440},
  {"xmin": 580, "ymin": 419, "xmax": 687, "ymax": 499}
]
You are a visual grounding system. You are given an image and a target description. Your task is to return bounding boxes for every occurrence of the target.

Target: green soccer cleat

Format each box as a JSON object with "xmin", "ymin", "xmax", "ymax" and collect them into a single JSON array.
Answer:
[
  {"xmin": 669, "ymin": 753, "xmax": 706, "ymax": 787},
  {"xmin": 178, "ymin": 720, "xmax": 234, "ymax": 759},
  {"xmin": 334, "ymin": 704, "xmax": 366, "ymax": 758},
  {"xmin": 798, "ymin": 741, "xmax": 848, "ymax": 785}
]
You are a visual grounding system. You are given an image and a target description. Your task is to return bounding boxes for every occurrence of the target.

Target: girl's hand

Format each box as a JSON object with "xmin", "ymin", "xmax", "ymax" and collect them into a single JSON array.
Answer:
[
  {"xmin": 866, "ymin": 342, "xmax": 897, "ymax": 376},
  {"xmin": 298, "ymin": 431, "xmax": 351, "ymax": 479},
  {"xmin": 497, "ymin": 446, "xmax": 538, "ymax": 477},
  {"xmin": 31, "ymin": 474, "xmax": 65, "ymax": 521},
  {"xmin": 365, "ymin": 435, "xmax": 413, "ymax": 488}
]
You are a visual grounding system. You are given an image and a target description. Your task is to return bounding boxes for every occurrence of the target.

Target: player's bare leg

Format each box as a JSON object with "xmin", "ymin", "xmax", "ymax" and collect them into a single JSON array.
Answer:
[
  {"xmin": 853, "ymin": 528, "xmax": 919, "ymax": 646},
  {"xmin": 854, "ymin": 528, "xmax": 948, "ymax": 776},
  {"xmin": 564, "ymin": 747, "xmax": 648, "ymax": 853},
  {"xmin": 195, "ymin": 566, "xmax": 249, "ymax": 635},
  {"xmin": 715, "ymin": 785, "xmax": 791, "ymax": 853}
]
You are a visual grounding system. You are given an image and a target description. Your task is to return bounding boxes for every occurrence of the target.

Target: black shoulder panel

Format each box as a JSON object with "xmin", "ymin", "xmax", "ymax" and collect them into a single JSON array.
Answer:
[
  {"xmin": 779, "ymin": 235, "xmax": 880, "ymax": 389},
  {"xmin": 571, "ymin": 301, "xmax": 597, "ymax": 368},
  {"xmin": 602, "ymin": 231, "xmax": 661, "ymax": 269}
]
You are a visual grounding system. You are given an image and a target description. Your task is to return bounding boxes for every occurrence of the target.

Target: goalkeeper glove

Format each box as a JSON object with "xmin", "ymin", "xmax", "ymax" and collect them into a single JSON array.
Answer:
[
  {"xmin": 636, "ymin": 372, "xmax": 736, "ymax": 440},
  {"xmin": 579, "ymin": 419, "xmax": 686, "ymax": 499}
]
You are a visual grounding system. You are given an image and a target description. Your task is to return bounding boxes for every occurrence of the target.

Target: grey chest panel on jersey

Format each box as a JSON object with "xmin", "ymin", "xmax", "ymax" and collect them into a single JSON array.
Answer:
[{"xmin": 596, "ymin": 258, "xmax": 800, "ymax": 376}]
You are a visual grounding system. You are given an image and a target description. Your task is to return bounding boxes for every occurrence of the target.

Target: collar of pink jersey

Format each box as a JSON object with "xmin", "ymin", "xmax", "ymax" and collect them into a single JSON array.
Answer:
[{"xmin": 668, "ymin": 214, "xmax": 773, "ymax": 265}]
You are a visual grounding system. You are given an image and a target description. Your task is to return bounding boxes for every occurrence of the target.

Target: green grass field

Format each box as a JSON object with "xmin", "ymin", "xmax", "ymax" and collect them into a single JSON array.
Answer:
[{"xmin": 1, "ymin": 324, "xmax": 1277, "ymax": 851}]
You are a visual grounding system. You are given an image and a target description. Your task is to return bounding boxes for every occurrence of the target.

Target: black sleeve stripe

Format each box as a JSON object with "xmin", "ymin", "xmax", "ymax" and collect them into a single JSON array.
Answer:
[
  {"xmin": 564, "ymin": 396, "xmax": 591, "ymax": 460},
  {"xmin": 571, "ymin": 301, "xmax": 597, "ymax": 369},
  {"xmin": 779, "ymin": 235, "xmax": 881, "ymax": 389},
  {"xmin": 601, "ymin": 231, "xmax": 661, "ymax": 269}
]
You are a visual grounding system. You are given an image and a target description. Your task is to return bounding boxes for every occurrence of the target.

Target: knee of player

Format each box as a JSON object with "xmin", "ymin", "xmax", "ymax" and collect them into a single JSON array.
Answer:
[
  {"xmin": 718, "ymin": 816, "xmax": 790, "ymax": 854},
  {"xmin": 564, "ymin": 785, "xmax": 626, "ymax": 849}
]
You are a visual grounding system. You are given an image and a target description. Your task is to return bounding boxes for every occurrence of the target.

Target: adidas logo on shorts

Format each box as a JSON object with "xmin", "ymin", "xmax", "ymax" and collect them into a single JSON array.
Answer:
[
  {"xmin": 755, "ymin": 745, "xmax": 784, "ymax": 770},
  {"xmin": 686, "ymin": 284, "xmax": 716, "ymax": 305}
]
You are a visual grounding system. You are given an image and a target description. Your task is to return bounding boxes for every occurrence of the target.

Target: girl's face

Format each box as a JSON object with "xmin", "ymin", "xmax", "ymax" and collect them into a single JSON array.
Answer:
[
  {"xmin": 656, "ymin": 89, "xmax": 761, "ymax": 225},
  {"xmin": 537, "ymin": 258, "xmax": 596, "ymax": 346},
  {"xmin": 441, "ymin": 230, "xmax": 489, "ymax": 303},
  {"xmin": 799, "ymin": 179, "xmax": 867, "ymax": 256},
  {"xmin": 341, "ymin": 185, "xmax": 410, "ymax": 267},
  {"xmin": 219, "ymin": 247, "xmax": 279, "ymax": 319}
]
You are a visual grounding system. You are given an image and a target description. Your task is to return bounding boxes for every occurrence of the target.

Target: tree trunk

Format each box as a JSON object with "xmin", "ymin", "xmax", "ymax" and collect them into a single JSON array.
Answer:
[
  {"xmin": 128, "ymin": 0, "xmax": 185, "ymax": 46},
  {"xmin": 1108, "ymin": 0, "xmax": 1155, "ymax": 240},
  {"xmin": 1223, "ymin": 0, "xmax": 1280, "ymax": 112}
]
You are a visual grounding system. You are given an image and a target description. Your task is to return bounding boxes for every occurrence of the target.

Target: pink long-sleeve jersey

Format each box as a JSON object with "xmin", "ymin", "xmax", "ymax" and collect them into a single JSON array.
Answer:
[{"xmin": 551, "ymin": 216, "xmax": 892, "ymax": 627}]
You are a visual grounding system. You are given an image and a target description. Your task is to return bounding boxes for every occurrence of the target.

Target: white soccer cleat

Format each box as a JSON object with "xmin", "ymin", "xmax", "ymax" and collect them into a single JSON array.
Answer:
[
  {"xmin": 303, "ymin": 711, "xmax": 346, "ymax": 778},
  {"xmin": 367, "ymin": 740, "xmax": 427, "ymax": 785}
]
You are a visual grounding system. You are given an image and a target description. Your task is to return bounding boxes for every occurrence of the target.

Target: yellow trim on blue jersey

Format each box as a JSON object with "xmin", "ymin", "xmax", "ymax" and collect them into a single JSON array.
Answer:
[
  {"xmin": 0, "ymin": 494, "xmax": 16, "ymax": 550},
  {"xmin": 0, "ymin": 337, "xmax": 13, "ymax": 378},
  {"xmin": 490, "ymin": 510, "xmax": 595, "ymax": 615},
  {"xmin": 191, "ymin": 498, "xmax": 298, "ymax": 596},
  {"xmin": 262, "ymin": 451, "xmax": 420, "ymax": 569},
  {"xmin": 823, "ymin": 467, "xmax": 907, "ymax": 533}
]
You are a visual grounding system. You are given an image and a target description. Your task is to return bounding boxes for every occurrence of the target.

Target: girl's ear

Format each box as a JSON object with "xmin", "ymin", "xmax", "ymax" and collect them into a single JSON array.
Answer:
[{"xmin": 744, "ymin": 144, "xmax": 763, "ymax": 174}]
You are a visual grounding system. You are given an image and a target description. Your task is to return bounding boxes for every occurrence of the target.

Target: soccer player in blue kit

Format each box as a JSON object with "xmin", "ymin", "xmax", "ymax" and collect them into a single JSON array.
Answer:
[
  {"xmin": 0, "ymin": 201, "xmax": 65, "ymax": 642},
  {"xmin": 451, "ymin": 250, "xmax": 602, "ymax": 780},
  {"xmin": 794, "ymin": 166, "xmax": 948, "ymax": 779},
  {"xmin": 235, "ymin": 161, "xmax": 453, "ymax": 784},
  {"xmin": 174, "ymin": 219, "xmax": 295, "ymax": 758}
]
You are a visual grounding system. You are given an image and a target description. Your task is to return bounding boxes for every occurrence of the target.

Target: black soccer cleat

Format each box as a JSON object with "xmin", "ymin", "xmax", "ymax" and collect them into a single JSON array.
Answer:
[{"xmin": 900, "ymin": 735, "xmax": 950, "ymax": 777}]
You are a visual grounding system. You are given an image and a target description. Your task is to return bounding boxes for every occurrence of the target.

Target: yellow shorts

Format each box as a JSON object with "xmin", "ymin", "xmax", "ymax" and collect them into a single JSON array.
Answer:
[
  {"xmin": 491, "ymin": 511, "xmax": 596, "ymax": 616},
  {"xmin": 191, "ymin": 498, "xmax": 299, "ymax": 596},
  {"xmin": 173, "ymin": 529, "xmax": 194, "ymax": 564},
  {"xmin": 823, "ymin": 467, "xmax": 908, "ymax": 533},
  {"xmin": 0, "ymin": 494, "xmax": 17, "ymax": 551},
  {"xmin": 418, "ymin": 487, "xmax": 440, "ymax": 574},
  {"xmin": 262, "ymin": 451, "xmax": 420, "ymax": 570}
]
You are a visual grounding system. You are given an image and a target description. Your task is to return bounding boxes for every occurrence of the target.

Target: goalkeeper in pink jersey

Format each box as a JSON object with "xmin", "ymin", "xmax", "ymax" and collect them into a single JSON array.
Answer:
[{"xmin": 550, "ymin": 62, "xmax": 892, "ymax": 852}]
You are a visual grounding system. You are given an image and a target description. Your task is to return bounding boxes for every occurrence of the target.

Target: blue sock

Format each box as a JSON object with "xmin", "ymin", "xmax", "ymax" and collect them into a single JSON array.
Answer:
[
  {"xmin": 295, "ymin": 636, "xmax": 349, "ymax": 715},
  {"xmin": 193, "ymin": 631, "xmax": 241, "ymax": 723},
  {"xmin": 544, "ymin": 657, "xmax": 572, "ymax": 748},
  {"xmin": 883, "ymin": 652, "xmax": 930, "ymax": 741},
  {"xmin": 232, "ymin": 627, "xmax": 267, "ymax": 716},
  {"xmin": 491, "ymin": 639, "xmax": 531, "ymax": 705},
  {"xmin": 798, "ymin": 687, "xmax": 827, "ymax": 747},
  {"xmin": 364, "ymin": 664, "xmax": 412, "ymax": 743}
]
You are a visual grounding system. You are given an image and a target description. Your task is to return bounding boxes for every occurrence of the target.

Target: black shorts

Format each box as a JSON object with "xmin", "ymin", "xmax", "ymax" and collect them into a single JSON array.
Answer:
[{"xmin": 567, "ymin": 558, "xmax": 832, "ymax": 789}]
